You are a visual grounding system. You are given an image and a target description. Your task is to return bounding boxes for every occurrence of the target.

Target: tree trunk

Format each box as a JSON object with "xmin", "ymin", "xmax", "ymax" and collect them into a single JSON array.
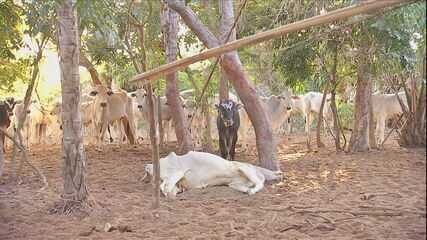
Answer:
[
  {"xmin": 13, "ymin": 39, "xmax": 45, "ymax": 178},
  {"xmin": 348, "ymin": 49, "xmax": 371, "ymax": 152},
  {"xmin": 218, "ymin": 0, "xmax": 235, "ymax": 101},
  {"xmin": 316, "ymin": 82, "xmax": 330, "ymax": 148},
  {"xmin": 162, "ymin": 4, "xmax": 193, "ymax": 153},
  {"xmin": 167, "ymin": 0, "xmax": 278, "ymax": 171},
  {"xmin": 135, "ymin": 18, "xmax": 161, "ymax": 209},
  {"xmin": 202, "ymin": 98, "xmax": 213, "ymax": 152},
  {"xmin": 398, "ymin": 72, "xmax": 426, "ymax": 147},
  {"xmin": 329, "ymin": 42, "xmax": 342, "ymax": 151},
  {"xmin": 57, "ymin": 0, "xmax": 88, "ymax": 201}
]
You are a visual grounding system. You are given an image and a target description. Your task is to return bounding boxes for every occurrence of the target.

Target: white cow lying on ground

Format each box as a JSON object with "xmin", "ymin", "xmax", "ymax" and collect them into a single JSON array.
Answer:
[
  {"xmin": 145, "ymin": 151, "xmax": 281, "ymax": 197},
  {"xmin": 372, "ymin": 92, "xmax": 407, "ymax": 144}
]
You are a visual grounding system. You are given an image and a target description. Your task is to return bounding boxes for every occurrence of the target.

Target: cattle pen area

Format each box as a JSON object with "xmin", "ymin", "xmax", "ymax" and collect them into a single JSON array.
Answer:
[
  {"xmin": 1, "ymin": 0, "xmax": 426, "ymax": 239},
  {"xmin": 0, "ymin": 134, "xmax": 425, "ymax": 240}
]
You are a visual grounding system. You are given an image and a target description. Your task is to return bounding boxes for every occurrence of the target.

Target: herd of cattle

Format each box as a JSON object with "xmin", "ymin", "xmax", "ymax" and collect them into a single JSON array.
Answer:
[{"xmin": 0, "ymin": 84, "xmax": 408, "ymax": 157}]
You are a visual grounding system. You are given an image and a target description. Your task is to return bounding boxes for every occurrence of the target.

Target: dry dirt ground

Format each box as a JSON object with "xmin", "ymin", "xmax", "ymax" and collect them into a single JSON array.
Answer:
[{"xmin": 0, "ymin": 134, "xmax": 425, "ymax": 240}]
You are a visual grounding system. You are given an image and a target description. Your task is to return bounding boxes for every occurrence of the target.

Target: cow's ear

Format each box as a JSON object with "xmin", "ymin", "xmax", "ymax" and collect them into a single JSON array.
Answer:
[
  {"xmin": 130, "ymin": 92, "xmax": 137, "ymax": 97},
  {"xmin": 107, "ymin": 90, "xmax": 114, "ymax": 96},
  {"xmin": 165, "ymin": 101, "xmax": 169, "ymax": 105},
  {"xmin": 89, "ymin": 90, "xmax": 98, "ymax": 96},
  {"xmin": 236, "ymin": 103, "xmax": 243, "ymax": 109}
]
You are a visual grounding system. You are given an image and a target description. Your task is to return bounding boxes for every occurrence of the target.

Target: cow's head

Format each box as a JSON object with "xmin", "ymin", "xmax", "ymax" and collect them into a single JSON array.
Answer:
[
  {"xmin": 215, "ymin": 100, "xmax": 241, "ymax": 128},
  {"xmin": 4, "ymin": 97, "xmax": 18, "ymax": 117},
  {"xmin": 130, "ymin": 88, "xmax": 147, "ymax": 111},
  {"xmin": 89, "ymin": 84, "xmax": 114, "ymax": 108},
  {"xmin": 50, "ymin": 102, "xmax": 62, "ymax": 116}
]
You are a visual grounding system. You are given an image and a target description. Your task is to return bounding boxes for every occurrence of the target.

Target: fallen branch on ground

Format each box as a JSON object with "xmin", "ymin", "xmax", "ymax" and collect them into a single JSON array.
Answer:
[{"xmin": 0, "ymin": 128, "xmax": 48, "ymax": 190}]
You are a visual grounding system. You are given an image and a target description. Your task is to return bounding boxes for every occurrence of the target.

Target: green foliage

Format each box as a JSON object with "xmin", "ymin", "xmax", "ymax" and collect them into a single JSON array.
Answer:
[
  {"xmin": 337, "ymin": 101, "xmax": 353, "ymax": 130},
  {"xmin": 0, "ymin": 59, "xmax": 30, "ymax": 94},
  {"xmin": 367, "ymin": 2, "xmax": 426, "ymax": 76},
  {"xmin": 0, "ymin": 0, "xmax": 23, "ymax": 60}
]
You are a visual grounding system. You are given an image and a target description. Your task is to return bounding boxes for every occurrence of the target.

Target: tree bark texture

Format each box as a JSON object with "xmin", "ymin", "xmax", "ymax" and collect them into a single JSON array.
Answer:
[
  {"xmin": 398, "ymin": 73, "xmax": 426, "ymax": 147},
  {"xmin": 167, "ymin": 0, "xmax": 278, "ymax": 170},
  {"xmin": 57, "ymin": 0, "xmax": 88, "ymax": 201},
  {"xmin": 162, "ymin": 4, "xmax": 193, "ymax": 153},
  {"xmin": 348, "ymin": 51, "xmax": 371, "ymax": 152}
]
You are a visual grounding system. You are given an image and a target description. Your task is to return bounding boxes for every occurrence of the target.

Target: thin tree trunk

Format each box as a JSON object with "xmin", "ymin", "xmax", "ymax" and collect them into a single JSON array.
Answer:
[
  {"xmin": 218, "ymin": 0, "xmax": 235, "ymax": 101},
  {"xmin": 162, "ymin": 4, "xmax": 193, "ymax": 153},
  {"xmin": 13, "ymin": 38, "xmax": 45, "ymax": 179},
  {"xmin": 328, "ymin": 42, "xmax": 341, "ymax": 151},
  {"xmin": 57, "ymin": 0, "xmax": 88, "ymax": 201},
  {"xmin": 135, "ymin": 20, "xmax": 160, "ymax": 209},
  {"xmin": 168, "ymin": 0, "xmax": 278, "ymax": 171},
  {"xmin": 316, "ymin": 83, "xmax": 330, "ymax": 148},
  {"xmin": 330, "ymin": 88, "xmax": 341, "ymax": 150},
  {"xmin": 202, "ymin": 98, "xmax": 213, "ymax": 152},
  {"xmin": 348, "ymin": 47, "xmax": 371, "ymax": 152}
]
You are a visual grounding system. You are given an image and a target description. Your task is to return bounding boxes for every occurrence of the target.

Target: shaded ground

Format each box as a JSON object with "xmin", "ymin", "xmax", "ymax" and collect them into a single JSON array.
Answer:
[{"xmin": 0, "ymin": 134, "xmax": 425, "ymax": 240}]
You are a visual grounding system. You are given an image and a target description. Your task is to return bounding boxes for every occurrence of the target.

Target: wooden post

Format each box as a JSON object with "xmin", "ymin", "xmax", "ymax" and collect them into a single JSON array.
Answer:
[{"xmin": 146, "ymin": 82, "xmax": 161, "ymax": 209}]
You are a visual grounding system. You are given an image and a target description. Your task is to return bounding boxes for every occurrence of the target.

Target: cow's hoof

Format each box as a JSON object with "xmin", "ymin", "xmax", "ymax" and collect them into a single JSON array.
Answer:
[{"xmin": 247, "ymin": 188, "xmax": 256, "ymax": 195}]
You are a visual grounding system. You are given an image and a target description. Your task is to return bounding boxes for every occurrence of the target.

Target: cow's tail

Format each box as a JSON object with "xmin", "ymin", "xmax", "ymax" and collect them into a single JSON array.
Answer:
[{"xmin": 254, "ymin": 166, "xmax": 282, "ymax": 182}]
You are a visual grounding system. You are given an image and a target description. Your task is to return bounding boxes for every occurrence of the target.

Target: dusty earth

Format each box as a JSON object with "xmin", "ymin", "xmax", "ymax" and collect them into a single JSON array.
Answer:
[{"xmin": 0, "ymin": 134, "xmax": 425, "ymax": 240}]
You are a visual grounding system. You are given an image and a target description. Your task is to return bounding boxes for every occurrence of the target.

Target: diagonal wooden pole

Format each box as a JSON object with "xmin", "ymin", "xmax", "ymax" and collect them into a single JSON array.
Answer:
[{"xmin": 130, "ymin": 0, "xmax": 413, "ymax": 83}]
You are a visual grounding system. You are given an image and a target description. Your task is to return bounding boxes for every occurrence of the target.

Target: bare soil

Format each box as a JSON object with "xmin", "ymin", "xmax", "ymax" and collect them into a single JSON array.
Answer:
[{"xmin": 0, "ymin": 134, "xmax": 425, "ymax": 240}]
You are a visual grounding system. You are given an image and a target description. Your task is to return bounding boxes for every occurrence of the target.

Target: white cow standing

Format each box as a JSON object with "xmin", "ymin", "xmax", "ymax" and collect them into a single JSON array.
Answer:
[
  {"xmin": 372, "ymin": 92, "xmax": 407, "ymax": 144},
  {"xmin": 131, "ymin": 88, "xmax": 190, "ymax": 143},
  {"xmin": 145, "ymin": 151, "xmax": 281, "ymax": 197},
  {"xmin": 286, "ymin": 91, "xmax": 333, "ymax": 145},
  {"xmin": 90, "ymin": 84, "xmax": 136, "ymax": 145},
  {"xmin": 238, "ymin": 94, "xmax": 291, "ymax": 149}
]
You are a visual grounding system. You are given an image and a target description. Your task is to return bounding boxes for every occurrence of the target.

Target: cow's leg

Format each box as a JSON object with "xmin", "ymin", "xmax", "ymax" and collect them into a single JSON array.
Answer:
[
  {"xmin": 237, "ymin": 164, "xmax": 265, "ymax": 195},
  {"xmin": 1, "ymin": 133, "xmax": 5, "ymax": 153},
  {"xmin": 228, "ymin": 178, "xmax": 251, "ymax": 194},
  {"xmin": 42, "ymin": 124, "xmax": 47, "ymax": 144},
  {"xmin": 162, "ymin": 170, "xmax": 188, "ymax": 198},
  {"xmin": 376, "ymin": 116, "xmax": 386, "ymax": 145},
  {"xmin": 219, "ymin": 136, "xmax": 227, "ymax": 159},
  {"xmin": 99, "ymin": 122, "xmax": 109, "ymax": 144},
  {"xmin": 230, "ymin": 132, "xmax": 238, "ymax": 160},
  {"xmin": 305, "ymin": 112, "xmax": 312, "ymax": 148},
  {"xmin": 286, "ymin": 117, "xmax": 291, "ymax": 134}
]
